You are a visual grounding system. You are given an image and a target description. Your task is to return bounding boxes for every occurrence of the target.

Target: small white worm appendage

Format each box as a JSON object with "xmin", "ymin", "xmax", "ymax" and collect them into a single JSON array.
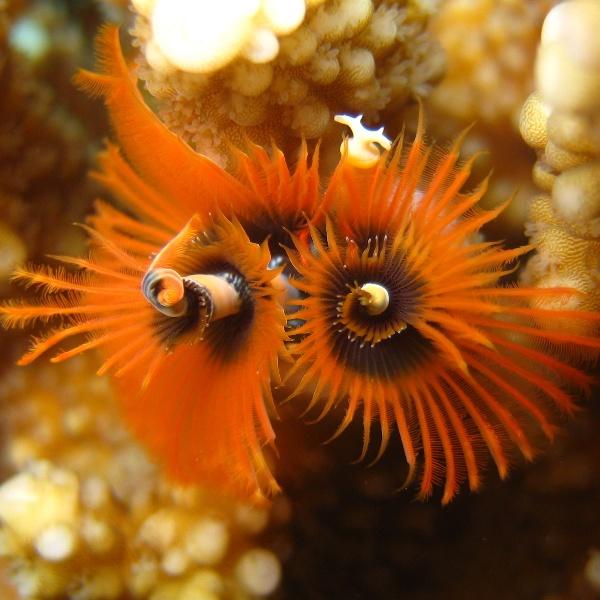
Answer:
[
  {"xmin": 358, "ymin": 282, "xmax": 390, "ymax": 316},
  {"xmin": 334, "ymin": 113, "xmax": 392, "ymax": 168}
]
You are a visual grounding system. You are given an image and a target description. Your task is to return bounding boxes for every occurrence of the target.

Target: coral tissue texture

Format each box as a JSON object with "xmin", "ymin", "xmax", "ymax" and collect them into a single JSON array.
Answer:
[
  {"xmin": 520, "ymin": 0, "xmax": 600, "ymax": 320},
  {"xmin": 131, "ymin": 0, "xmax": 445, "ymax": 163}
]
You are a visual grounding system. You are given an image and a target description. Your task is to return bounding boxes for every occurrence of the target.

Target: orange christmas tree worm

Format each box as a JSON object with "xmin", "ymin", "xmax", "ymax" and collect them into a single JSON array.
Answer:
[
  {"xmin": 286, "ymin": 112, "xmax": 600, "ymax": 504},
  {"xmin": 0, "ymin": 26, "xmax": 320, "ymax": 502}
]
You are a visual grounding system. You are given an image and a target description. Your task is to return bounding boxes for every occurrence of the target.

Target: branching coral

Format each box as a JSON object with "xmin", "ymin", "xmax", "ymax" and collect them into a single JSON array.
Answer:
[
  {"xmin": 520, "ymin": 0, "xmax": 600, "ymax": 317},
  {"xmin": 0, "ymin": 356, "xmax": 284, "ymax": 599},
  {"xmin": 130, "ymin": 0, "xmax": 445, "ymax": 164}
]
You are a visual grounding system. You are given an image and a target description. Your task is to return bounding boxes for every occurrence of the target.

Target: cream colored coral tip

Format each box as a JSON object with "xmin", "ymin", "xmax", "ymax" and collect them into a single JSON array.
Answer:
[
  {"xmin": 139, "ymin": 509, "xmax": 178, "ymax": 551},
  {"xmin": 0, "ymin": 464, "xmax": 79, "ymax": 543},
  {"xmin": 535, "ymin": 43, "xmax": 600, "ymax": 113},
  {"xmin": 335, "ymin": 113, "xmax": 392, "ymax": 168},
  {"xmin": 235, "ymin": 548, "xmax": 281, "ymax": 596},
  {"xmin": 519, "ymin": 92, "xmax": 550, "ymax": 149},
  {"xmin": 81, "ymin": 517, "xmax": 115, "ymax": 554},
  {"xmin": 553, "ymin": 161, "xmax": 600, "ymax": 222},
  {"xmin": 185, "ymin": 517, "xmax": 229, "ymax": 565},
  {"xmin": 230, "ymin": 61, "xmax": 274, "ymax": 96},
  {"xmin": 131, "ymin": 0, "xmax": 156, "ymax": 16},
  {"xmin": 262, "ymin": 0, "xmax": 306, "ymax": 35},
  {"xmin": 34, "ymin": 524, "xmax": 77, "ymax": 561},
  {"xmin": 541, "ymin": 0, "xmax": 600, "ymax": 68},
  {"xmin": 242, "ymin": 27, "xmax": 280, "ymax": 63},
  {"xmin": 292, "ymin": 99, "xmax": 330, "ymax": 138},
  {"xmin": 548, "ymin": 111, "xmax": 600, "ymax": 155},
  {"xmin": 162, "ymin": 546, "xmax": 191, "ymax": 575},
  {"xmin": 152, "ymin": 0, "xmax": 260, "ymax": 73}
]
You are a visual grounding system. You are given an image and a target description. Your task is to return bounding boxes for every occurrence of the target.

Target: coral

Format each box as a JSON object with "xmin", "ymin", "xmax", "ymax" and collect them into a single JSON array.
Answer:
[
  {"xmin": 429, "ymin": 0, "xmax": 555, "ymax": 129},
  {"xmin": 130, "ymin": 0, "xmax": 445, "ymax": 164},
  {"xmin": 520, "ymin": 0, "xmax": 600, "ymax": 317},
  {"xmin": 424, "ymin": 0, "xmax": 556, "ymax": 239},
  {"xmin": 0, "ymin": 356, "xmax": 284, "ymax": 599},
  {"xmin": 148, "ymin": 0, "xmax": 307, "ymax": 72}
]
